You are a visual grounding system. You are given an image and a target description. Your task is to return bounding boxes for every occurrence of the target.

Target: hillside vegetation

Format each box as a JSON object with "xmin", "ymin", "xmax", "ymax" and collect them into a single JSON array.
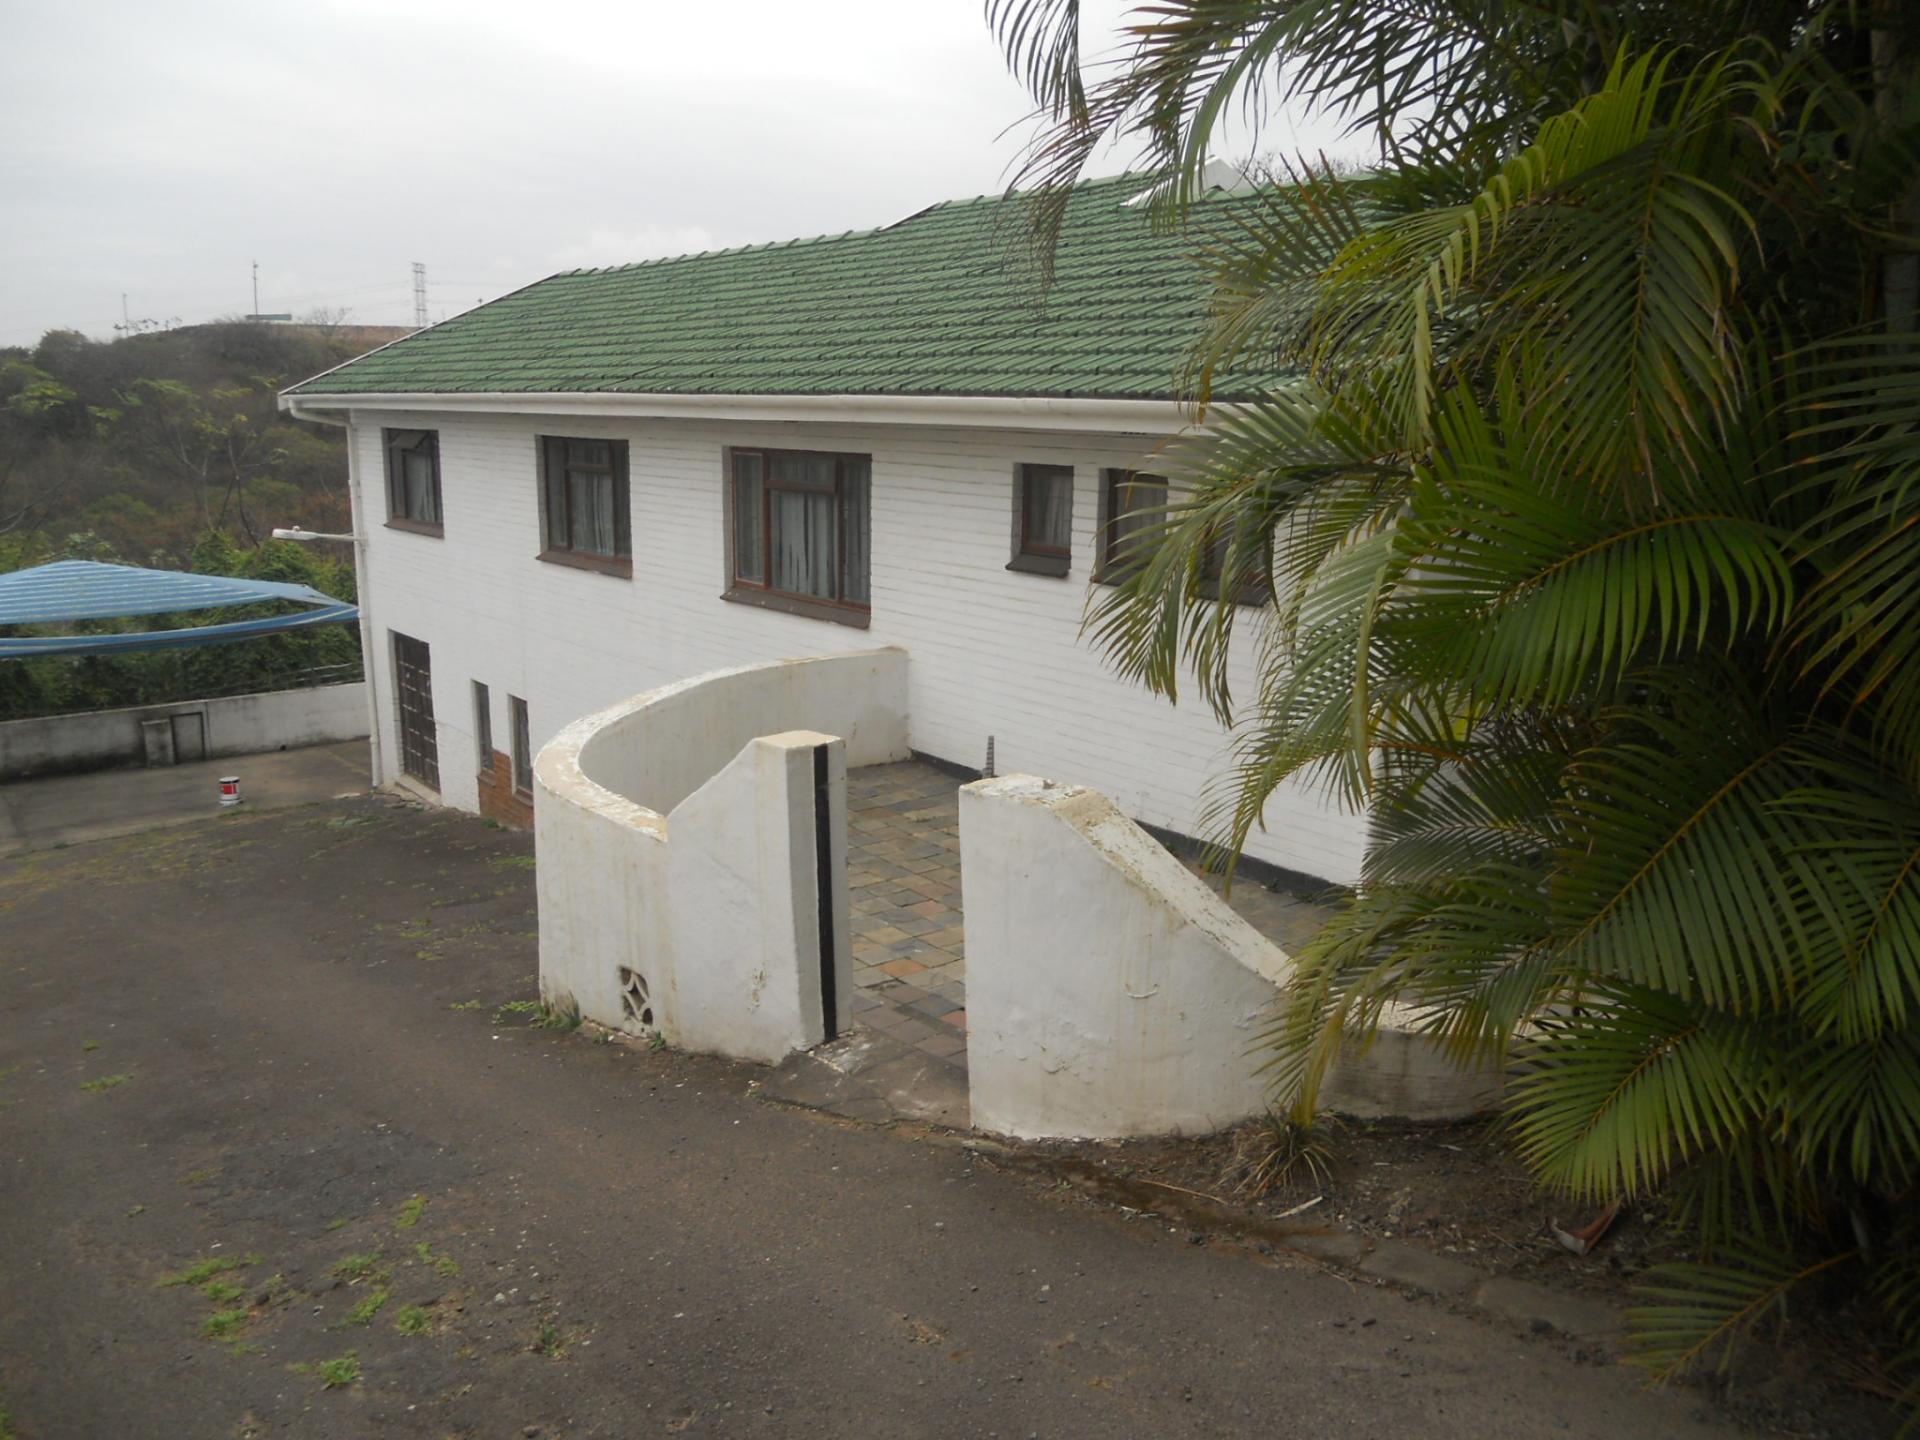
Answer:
[{"xmin": 0, "ymin": 322, "xmax": 383, "ymax": 718}]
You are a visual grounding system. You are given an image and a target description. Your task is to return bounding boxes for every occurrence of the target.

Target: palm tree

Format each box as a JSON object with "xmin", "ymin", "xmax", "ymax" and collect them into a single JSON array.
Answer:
[{"xmin": 989, "ymin": 0, "xmax": 1920, "ymax": 1397}]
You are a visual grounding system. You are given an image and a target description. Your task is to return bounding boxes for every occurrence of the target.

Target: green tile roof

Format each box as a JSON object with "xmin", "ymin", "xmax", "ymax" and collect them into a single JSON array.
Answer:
[{"xmin": 287, "ymin": 176, "xmax": 1280, "ymax": 402}]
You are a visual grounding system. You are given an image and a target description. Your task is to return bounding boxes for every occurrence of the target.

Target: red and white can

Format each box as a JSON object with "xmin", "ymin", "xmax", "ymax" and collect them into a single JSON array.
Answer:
[{"xmin": 218, "ymin": 776, "xmax": 242, "ymax": 807}]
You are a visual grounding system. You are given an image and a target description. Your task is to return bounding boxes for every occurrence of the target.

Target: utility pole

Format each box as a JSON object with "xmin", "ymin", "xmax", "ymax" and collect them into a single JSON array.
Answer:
[
  {"xmin": 252, "ymin": 259, "xmax": 260, "ymax": 317},
  {"xmin": 121, "ymin": 294, "xmax": 130, "ymax": 329},
  {"xmin": 412, "ymin": 262, "xmax": 428, "ymax": 328}
]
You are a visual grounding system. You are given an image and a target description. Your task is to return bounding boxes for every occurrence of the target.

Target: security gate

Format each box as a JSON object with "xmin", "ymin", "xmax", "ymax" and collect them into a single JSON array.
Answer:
[{"xmin": 392, "ymin": 631, "xmax": 440, "ymax": 791}]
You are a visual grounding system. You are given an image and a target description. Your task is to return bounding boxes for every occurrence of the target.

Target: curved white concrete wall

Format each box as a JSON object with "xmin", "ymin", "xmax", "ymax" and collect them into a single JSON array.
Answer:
[
  {"xmin": 960, "ymin": 775, "xmax": 1500, "ymax": 1139},
  {"xmin": 535, "ymin": 649, "xmax": 904, "ymax": 1057}
]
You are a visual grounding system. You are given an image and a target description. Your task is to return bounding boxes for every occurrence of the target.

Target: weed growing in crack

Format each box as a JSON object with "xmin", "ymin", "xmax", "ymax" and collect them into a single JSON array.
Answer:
[
  {"xmin": 393, "ymin": 1194, "xmax": 428, "ymax": 1230},
  {"xmin": 79, "ymin": 1074, "xmax": 132, "ymax": 1094}
]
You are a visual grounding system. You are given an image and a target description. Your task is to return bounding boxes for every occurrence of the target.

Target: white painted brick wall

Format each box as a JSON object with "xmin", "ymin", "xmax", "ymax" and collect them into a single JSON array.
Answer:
[{"xmin": 346, "ymin": 410, "xmax": 1369, "ymax": 885}]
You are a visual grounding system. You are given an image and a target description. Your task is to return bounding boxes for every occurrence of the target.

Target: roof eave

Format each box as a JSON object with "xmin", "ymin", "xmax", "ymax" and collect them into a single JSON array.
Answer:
[{"xmin": 280, "ymin": 390, "xmax": 1222, "ymax": 437}]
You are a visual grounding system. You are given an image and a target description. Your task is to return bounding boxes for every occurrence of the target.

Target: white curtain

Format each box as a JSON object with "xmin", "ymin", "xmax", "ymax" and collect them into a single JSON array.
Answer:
[
  {"xmin": 771, "ymin": 489, "xmax": 835, "ymax": 598},
  {"xmin": 569, "ymin": 472, "xmax": 616, "ymax": 555}
]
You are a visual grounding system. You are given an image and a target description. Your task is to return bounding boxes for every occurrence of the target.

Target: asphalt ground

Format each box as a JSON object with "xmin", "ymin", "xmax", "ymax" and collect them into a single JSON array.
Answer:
[{"xmin": 0, "ymin": 793, "xmax": 1758, "ymax": 1439}]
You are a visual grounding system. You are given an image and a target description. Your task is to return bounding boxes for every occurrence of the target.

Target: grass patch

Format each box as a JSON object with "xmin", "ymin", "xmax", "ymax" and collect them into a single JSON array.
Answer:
[
  {"xmin": 533, "ymin": 1319, "xmax": 565, "ymax": 1358},
  {"xmin": 181, "ymin": 1167, "xmax": 216, "ymax": 1186},
  {"xmin": 489, "ymin": 854, "xmax": 536, "ymax": 870},
  {"xmin": 158, "ymin": 1254, "xmax": 256, "ymax": 1288},
  {"xmin": 125, "ymin": 1204, "xmax": 145, "ymax": 1218},
  {"xmin": 393, "ymin": 1304, "xmax": 433, "ymax": 1335},
  {"xmin": 392, "ymin": 1194, "xmax": 428, "ymax": 1230},
  {"xmin": 79, "ymin": 1073, "xmax": 132, "ymax": 1094},
  {"xmin": 323, "ymin": 1216, "xmax": 350, "ymax": 1232},
  {"xmin": 201, "ymin": 1308, "xmax": 250, "ymax": 1341},
  {"xmin": 313, "ymin": 1352, "xmax": 360, "ymax": 1389},
  {"xmin": 81, "ymin": 1040, "xmax": 100, "ymax": 1052},
  {"xmin": 200, "ymin": 1278, "xmax": 245, "ymax": 1303},
  {"xmin": 330, "ymin": 1252, "xmax": 385, "ymax": 1282},
  {"xmin": 530, "ymin": 1002, "xmax": 581, "ymax": 1032},
  {"xmin": 338, "ymin": 1287, "xmax": 390, "ymax": 1328},
  {"xmin": 448, "ymin": 998, "xmax": 486, "ymax": 1011},
  {"xmin": 413, "ymin": 1242, "xmax": 459, "ymax": 1277}
]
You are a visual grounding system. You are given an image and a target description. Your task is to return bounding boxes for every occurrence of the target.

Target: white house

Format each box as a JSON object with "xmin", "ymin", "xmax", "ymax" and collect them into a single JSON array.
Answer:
[{"xmin": 280, "ymin": 174, "xmax": 1367, "ymax": 890}]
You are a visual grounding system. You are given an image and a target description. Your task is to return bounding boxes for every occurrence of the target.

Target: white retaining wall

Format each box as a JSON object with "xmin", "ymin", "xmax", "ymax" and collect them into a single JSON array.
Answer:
[
  {"xmin": 961, "ymin": 775, "xmax": 1502, "ymax": 1139},
  {"xmin": 0, "ymin": 683, "xmax": 369, "ymax": 780},
  {"xmin": 340, "ymin": 408, "xmax": 1368, "ymax": 886}
]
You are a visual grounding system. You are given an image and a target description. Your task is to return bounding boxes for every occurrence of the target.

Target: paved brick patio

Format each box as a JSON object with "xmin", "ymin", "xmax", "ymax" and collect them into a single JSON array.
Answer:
[
  {"xmin": 844, "ymin": 759, "xmax": 1334, "ymax": 1082},
  {"xmin": 847, "ymin": 761, "xmax": 968, "ymax": 1074}
]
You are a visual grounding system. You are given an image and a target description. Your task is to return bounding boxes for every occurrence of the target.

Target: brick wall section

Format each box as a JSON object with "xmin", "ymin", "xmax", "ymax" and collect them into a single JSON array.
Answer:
[
  {"xmin": 475, "ymin": 751, "xmax": 532, "ymax": 829},
  {"xmin": 347, "ymin": 411, "xmax": 1370, "ymax": 885}
]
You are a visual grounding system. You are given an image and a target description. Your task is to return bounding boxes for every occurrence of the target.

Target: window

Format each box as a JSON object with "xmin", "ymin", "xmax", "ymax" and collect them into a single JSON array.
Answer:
[
  {"xmin": 473, "ymin": 681, "xmax": 493, "ymax": 773},
  {"xmin": 1096, "ymin": 469, "xmax": 1167, "ymax": 582},
  {"xmin": 538, "ymin": 436, "xmax": 630, "ymax": 573},
  {"xmin": 725, "ymin": 448, "xmax": 871, "ymax": 625},
  {"xmin": 1096, "ymin": 468, "xmax": 1269, "ymax": 604},
  {"xmin": 1008, "ymin": 464, "xmax": 1074, "ymax": 577},
  {"xmin": 384, "ymin": 429, "xmax": 442, "ymax": 533},
  {"xmin": 509, "ymin": 695, "xmax": 532, "ymax": 798}
]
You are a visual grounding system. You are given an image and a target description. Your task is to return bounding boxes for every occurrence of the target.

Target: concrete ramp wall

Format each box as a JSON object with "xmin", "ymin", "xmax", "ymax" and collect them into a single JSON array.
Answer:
[{"xmin": 959, "ymin": 774, "xmax": 1500, "ymax": 1139}]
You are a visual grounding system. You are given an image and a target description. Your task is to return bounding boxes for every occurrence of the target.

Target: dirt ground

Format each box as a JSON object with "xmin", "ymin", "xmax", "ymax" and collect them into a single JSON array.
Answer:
[
  {"xmin": 0, "ymin": 791, "xmax": 1891, "ymax": 1438},
  {"xmin": 1025, "ymin": 1113, "xmax": 1895, "ymax": 1438}
]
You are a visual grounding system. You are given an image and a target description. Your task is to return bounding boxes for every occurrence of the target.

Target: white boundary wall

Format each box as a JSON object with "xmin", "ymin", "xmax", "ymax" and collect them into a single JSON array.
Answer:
[
  {"xmin": 961, "ymin": 775, "xmax": 1502, "ymax": 1139},
  {"xmin": 0, "ymin": 683, "xmax": 368, "ymax": 780},
  {"xmin": 338, "ymin": 409, "xmax": 1368, "ymax": 886},
  {"xmin": 535, "ymin": 651, "xmax": 901, "ymax": 1061}
]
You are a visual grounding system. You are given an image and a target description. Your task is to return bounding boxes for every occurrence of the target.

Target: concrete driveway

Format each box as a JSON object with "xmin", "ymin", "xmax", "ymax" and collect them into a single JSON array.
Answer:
[
  {"xmin": 0, "ymin": 795, "xmax": 1758, "ymax": 1439},
  {"xmin": 0, "ymin": 739, "xmax": 370, "ymax": 858}
]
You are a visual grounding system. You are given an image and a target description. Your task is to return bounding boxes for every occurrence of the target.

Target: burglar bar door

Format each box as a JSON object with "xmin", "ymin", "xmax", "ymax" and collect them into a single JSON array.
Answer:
[{"xmin": 392, "ymin": 631, "xmax": 440, "ymax": 791}]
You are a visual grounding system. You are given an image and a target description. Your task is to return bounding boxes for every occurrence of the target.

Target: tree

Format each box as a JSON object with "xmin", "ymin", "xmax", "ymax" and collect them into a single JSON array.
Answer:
[{"xmin": 992, "ymin": 0, "xmax": 1920, "ymax": 1398}]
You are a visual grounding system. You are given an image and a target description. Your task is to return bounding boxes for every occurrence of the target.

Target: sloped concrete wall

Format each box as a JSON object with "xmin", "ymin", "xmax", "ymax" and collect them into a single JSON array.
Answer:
[{"xmin": 960, "ymin": 775, "xmax": 1500, "ymax": 1140}]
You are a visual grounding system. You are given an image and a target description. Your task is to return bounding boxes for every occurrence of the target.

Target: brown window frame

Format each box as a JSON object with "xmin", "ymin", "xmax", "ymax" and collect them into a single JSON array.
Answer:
[
  {"xmin": 1096, "ymin": 468, "xmax": 1269, "ymax": 605},
  {"xmin": 723, "ymin": 447, "xmax": 872, "ymax": 628},
  {"xmin": 537, "ymin": 436, "xmax": 631, "ymax": 576},
  {"xmin": 1007, "ymin": 463, "xmax": 1074, "ymax": 578},
  {"xmin": 509, "ymin": 695, "xmax": 533, "ymax": 799},
  {"xmin": 473, "ymin": 680, "xmax": 494, "ymax": 774},
  {"xmin": 384, "ymin": 428, "xmax": 443, "ymax": 535},
  {"xmin": 1094, "ymin": 469, "xmax": 1168, "ymax": 584}
]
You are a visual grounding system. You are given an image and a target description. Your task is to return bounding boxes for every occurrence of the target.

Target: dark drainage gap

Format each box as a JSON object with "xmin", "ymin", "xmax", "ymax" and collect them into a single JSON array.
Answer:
[{"xmin": 812, "ymin": 743, "xmax": 838, "ymax": 1041}]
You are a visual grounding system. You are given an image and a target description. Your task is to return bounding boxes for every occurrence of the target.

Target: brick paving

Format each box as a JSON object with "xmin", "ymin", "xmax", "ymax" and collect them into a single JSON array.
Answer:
[
  {"xmin": 847, "ymin": 761, "xmax": 968, "ymax": 1074},
  {"xmin": 842, "ymin": 760, "xmax": 1334, "ymax": 1082}
]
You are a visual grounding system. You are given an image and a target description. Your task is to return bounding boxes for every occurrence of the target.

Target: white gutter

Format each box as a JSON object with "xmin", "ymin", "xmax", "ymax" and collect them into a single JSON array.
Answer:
[
  {"xmin": 279, "ymin": 405, "xmax": 386, "ymax": 792},
  {"xmin": 281, "ymin": 390, "xmax": 1204, "ymax": 437}
]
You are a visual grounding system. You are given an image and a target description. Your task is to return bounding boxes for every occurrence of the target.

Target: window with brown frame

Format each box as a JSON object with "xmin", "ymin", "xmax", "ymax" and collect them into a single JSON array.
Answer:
[
  {"xmin": 538, "ymin": 436, "xmax": 630, "ymax": 573},
  {"xmin": 509, "ymin": 695, "xmax": 532, "ymax": 798},
  {"xmin": 725, "ymin": 448, "xmax": 871, "ymax": 625},
  {"xmin": 1097, "ymin": 468, "xmax": 1269, "ymax": 604},
  {"xmin": 1008, "ymin": 463, "xmax": 1073, "ymax": 577},
  {"xmin": 384, "ymin": 429, "xmax": 442, "ymax": 533},
  {"xmin": 1095, "ymin": 469, "xmax": 1168, "ymax": 582}
]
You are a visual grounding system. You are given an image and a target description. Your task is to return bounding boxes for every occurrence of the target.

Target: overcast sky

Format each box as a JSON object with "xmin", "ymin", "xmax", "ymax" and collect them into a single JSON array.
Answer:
[{"xmin": 0, "ymin": 0, "xmax": 1359, "ymax": 348}]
